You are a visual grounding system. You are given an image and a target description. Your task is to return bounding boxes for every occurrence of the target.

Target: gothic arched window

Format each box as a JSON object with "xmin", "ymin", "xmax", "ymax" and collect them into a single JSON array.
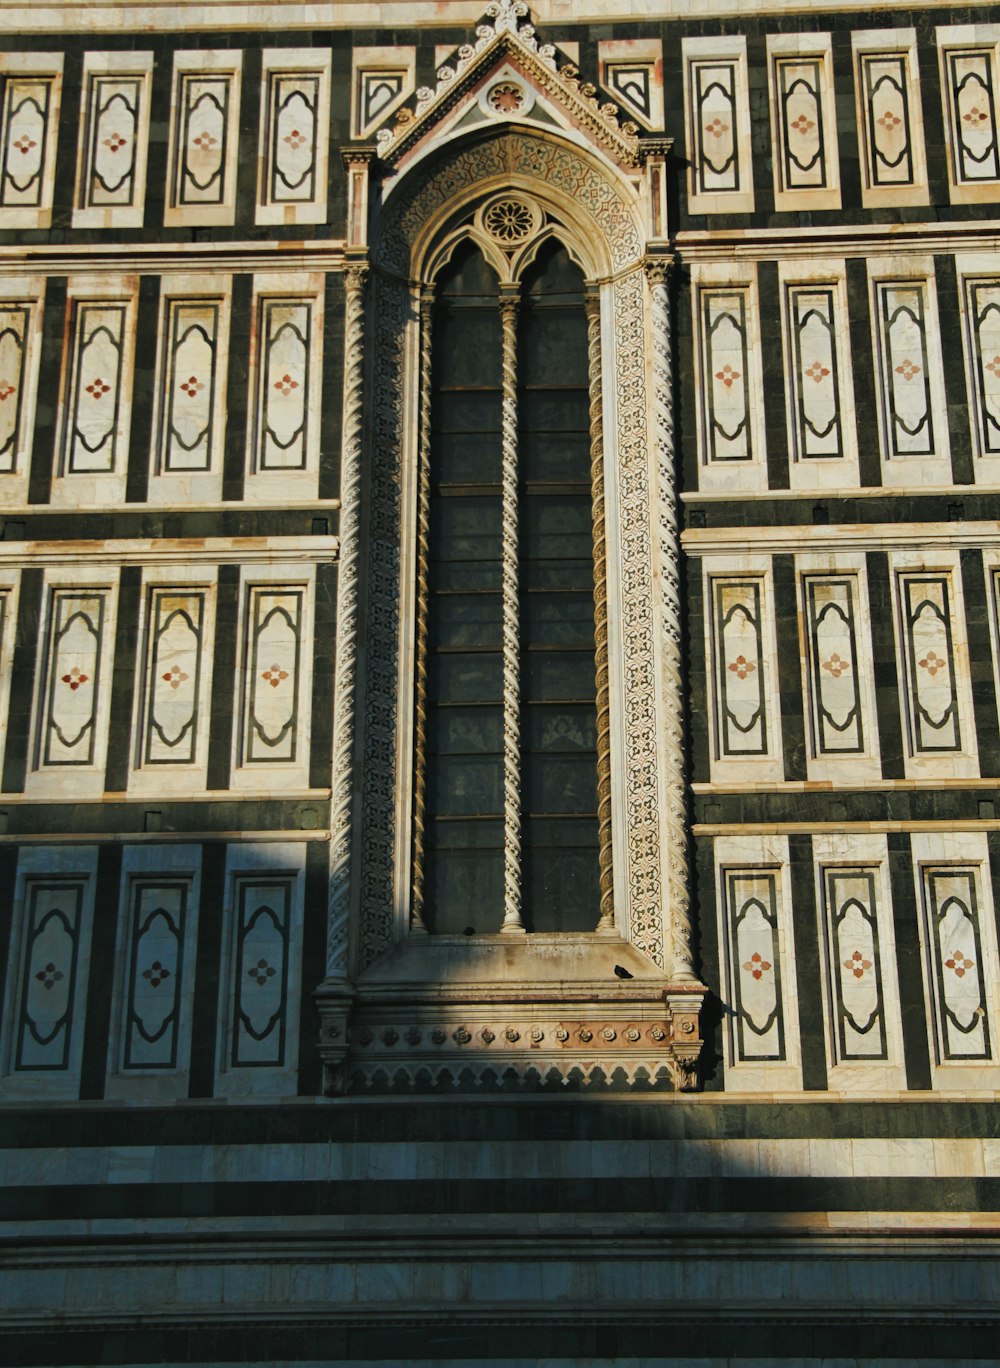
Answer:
[{"xmin": 415, "ymin": 236, "xmax": 602, "ymax": 935}]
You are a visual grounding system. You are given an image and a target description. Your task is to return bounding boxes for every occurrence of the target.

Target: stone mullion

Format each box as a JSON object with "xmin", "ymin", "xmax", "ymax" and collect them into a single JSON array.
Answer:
[
  {"xmin": 647, "ymin": 259, "xmax": 695, "ymax": 981},
  {"xmin": 499, "ymin": 290, "xmax": 525, "ymax": 934},
  {"xmin": 584, "ymin": 288, "xmax": 615, "ymax": 935},
  {"xmin": 409, "ymin": 290, "xmax": 434, "ymax": 934},
  {"xmin": 326, "ymin": 264, "xmax": 368, "ymax": 978}
]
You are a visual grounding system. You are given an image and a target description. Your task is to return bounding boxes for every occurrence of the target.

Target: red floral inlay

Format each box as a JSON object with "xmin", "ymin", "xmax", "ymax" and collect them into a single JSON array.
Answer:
[
  {"xmin": 262, "ymin": 663, "xmax": 289, "ymax": 688},
  {"xmin": 191, "ymin": 132, "xmax": 218, "ymax": 151},
  {"xmin": 248, "ymin": 958, "xmax": 276, "ymax": 986},
  {"xmin": 743, "ymin": 951, "xmax": 772, "ymax": 980},
  {"xmin": 179, "ymin": 375, "xmax": 204, "ymax": 398},
  {"xmin": 35, "ymin": 961, "xmax": 64, "ymax": 989},
  {"xmin": 86, "ymin": 377, "xmax": 111, "ymax": 400},
  {"xmin": 282, "ymin": 128, "xmax": 307, "ymax": 149},
  {"xmin": 822, "ymin": 653, "xmax": 850, "ymax": 678},
  {"xmin": 843, "ymin": 949, "xmax": 872, "ymax": 979},
  {"xmin": 789, "ymin": 113, "xmax": 816, "ymax": 135},
  {"xmin": 12, "ymin": 135, "xmax": 36, "ymax": 155},
  {"xmin": 273, "ymin": 373, "xmax": 299, "ymax": 397},
  {"xmin": 61, "ymin": 667, "xmax": 88, "ymax": 691},
  {"xmin": 945, "ymin": 950, "xmax": 975, "ymax": 978},
  {"xmin": 102, "ymin": 132, "xmax": 128, "ymax": 153},
  {"xmin": 963, "ymin": 106, "xmax": 989, "ymax": 125},
  {"xmin": 895, "ymin": 358, "xmax": 921, "ymax": 382},
  {"xmin": 715, "ymin": 364, "xmax": 740, "ymax": 389},
  {"xmin": 704, "ymin": 117, "xmax": 729, "ymax": 138},
  {"xmin": 985, "ymin": 355, "xmax": 1000, "ymax": 379},
  {"xmin": 804, "ymin": 360, "xmax": 830, "ymax": 383},
  {"xmin": 0, "ymin": 380, "xmax": 17, "ymax": 402},
  {"xmin": 877, "ymin": 110, "xmax": 902, "ymax": 131},
  {"xmin": 727, "ymin": 654, "xmax": 755, "ymax": 680},
  {"xmin": 142, "ymin": 960, "xmax": 171, "ymax": 988},
  {"xmin": 918, "ymin": 650, "xmax": 946, "ymax": 677},
  {"xmin": 162, "ymin": 664, "xmax": 188, "ymax": 690}
]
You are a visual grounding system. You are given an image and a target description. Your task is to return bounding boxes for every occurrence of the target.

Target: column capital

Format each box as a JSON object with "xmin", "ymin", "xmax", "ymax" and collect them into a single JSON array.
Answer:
[{"xmin": 643, "ymin": 254, "xmax": 675, "ymax": 287}]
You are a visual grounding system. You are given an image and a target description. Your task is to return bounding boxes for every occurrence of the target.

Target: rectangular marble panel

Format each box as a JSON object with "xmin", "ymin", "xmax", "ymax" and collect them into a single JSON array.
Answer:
[
  {"xmin": 896, "ymin": 572, "xmax": 962, "ymax": 755},
  {"xmin": 853, "ymin": 32, "xmax": 928, "ymax": 207},
  {"xmin": 768, "ymin": 35, "xmax": 841, "ymax": 211},
  {"xmin": 165, "ymin": 51, "xmax": 242, "ymax": 227},
  {"xmin": 710, "ymin": 578, "xmax": 769, "ymax": 759},
  {"xmin": 75, "ymin": 64, "xmax": 152, "ymax": 231},
  {"xmin": 257, "ymin": 51, "xmax": 330, "ymax": 225},
  {"xmin": 239, "ymin": 584, "xmax": 304, "ymax": 766},
  {"xmin": 252, "ymin": 297, "xmax": 313, "ymax": 471},
  {"xmin": 960, "ymin": 272, "xmax": 1000, "ymax": 460},
  {"xmin": 920, "ymin": 865, "xmax": 992, "ymax": 1062},
  {"xmin": 35, "ymin": 588, "xmax": 108, "ymax": 769},
  {"xmin": 139, "ymin": 587, "xmax": 207, "ymax": 767},
  {"xmin": 60, "ymin": 300, "xmax": 128, "ymax": 476},
  {"xmin": 802, "ymin": 574, "xmax": 865, "ymax": 756},
  {"xmin": 227, "ymin": 875, "xmax": 293, "ymax": 1068},
  {"xmin": 2, "ymin": 848, "xmax": 97, "ymax": 1099},
  {"xmin": 155, "ymin": 298, "xmax": 222, "ymax": 474},
  {"xmin": 119, "ymin": 878, "xmax": 191, "ymax": 1071},
  {"xmin": 0, "ymin": 55, "xmax": 62, "ymax": 227},
  {"xmin": 722, "ymin": 867, "xmax": 786, "ymax": 1063},
  {"xmin": 785, "ymin": 283, "xmax": 844, "ymax": 460},
  {"xmin": 350, "ymin": 45, "xmax": 415, "ymax": 140},
  {"xmin": 939, "ymin": 34, "xmax": 1000, "ymax": 201},
  {"xmin": 698, "ymin": 287, "xmax": 753, "ymax": 463},
  {"xmin": 0, "ymin": 301, "xmax": 32, "ymax": 473},
  {"xmin": 821, "ymin": 867, "xmax": 888, "ymax": 1061}
]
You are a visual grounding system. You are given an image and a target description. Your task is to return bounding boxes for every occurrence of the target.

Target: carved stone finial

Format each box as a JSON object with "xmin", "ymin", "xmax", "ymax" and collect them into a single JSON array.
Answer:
[{"xmin": 486, "ymin": 0, "xmax": 529, "ymax": 36}]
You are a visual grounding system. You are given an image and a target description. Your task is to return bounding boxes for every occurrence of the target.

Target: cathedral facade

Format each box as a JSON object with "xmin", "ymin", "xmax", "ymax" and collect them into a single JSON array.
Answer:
[{"xmin": 0, "ymin": 0, "xmax": 999, "ymax": 1361}]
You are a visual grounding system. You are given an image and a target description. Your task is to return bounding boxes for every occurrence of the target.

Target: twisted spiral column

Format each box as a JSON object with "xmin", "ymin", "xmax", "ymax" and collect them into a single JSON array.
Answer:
[
  {"xmin": 584, "ymin": 288, "xmax": 615, "ymax": 935},
  {"xmin": 499, "ymin": 290, "xmax": 524, "ymax": 934},
  {"xmin": 647, "ymin": 258, "xmax": 695, "ymax": 981},
  {"xmin": 326, "ymin": 264, "xmax": 368, "ymax": 977},
  {"xmin": 409, "ymin": 290, "xmax": 434, "ymax": 934}
]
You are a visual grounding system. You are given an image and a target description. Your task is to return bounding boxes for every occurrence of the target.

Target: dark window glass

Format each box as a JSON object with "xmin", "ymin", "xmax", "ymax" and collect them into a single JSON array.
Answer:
[{"xmin": 421, "ymin": 238, "xmax": 599, "ymax": 933}]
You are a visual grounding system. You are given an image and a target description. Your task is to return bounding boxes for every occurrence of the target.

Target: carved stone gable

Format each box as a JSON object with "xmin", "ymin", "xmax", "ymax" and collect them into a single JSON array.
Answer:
[{"xmin": 372, "ymin": 3, "xmax": 641, "ymax": 171}]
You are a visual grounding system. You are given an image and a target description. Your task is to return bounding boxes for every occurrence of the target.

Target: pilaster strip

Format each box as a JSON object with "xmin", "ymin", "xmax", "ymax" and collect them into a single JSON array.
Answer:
[
  {"xmin": 499, "ymin": 291, "xmax": 524, "ymax": 934},
  {"xmin": 647, "ymin": 259, "xmax": 694, "ymax": 980},
  {"xmin": 409, "ymin": 290, "xmax": 434, "ymax": 934},
  {"xmin": 326, "ymin": 264, "xmax": 368, "ymax": 976},
  {"xmin": 585, "ymin": 289, "xmax": 614, "ymax": 934}
]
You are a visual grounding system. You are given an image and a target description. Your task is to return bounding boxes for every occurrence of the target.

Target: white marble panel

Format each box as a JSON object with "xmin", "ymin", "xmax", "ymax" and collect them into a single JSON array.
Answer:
[
  {"xmin": 912, "ymin": 832, "xmax": 1000, "ymax": 1092},
  {"xmin": 350, "ymin": 45, "xmax": 415, "ymax": 141},
  {"xmin": 868, "ymin": 259, "xmax": 953, "ymax": 487},
  {"xmin": 243, "ymin": 273, "xmax": 323, "ymax": 501},
  {"xmin": 813, "ymin": 833, "xmax": 906, "ymax": 1092},
  {"xmin": 682, "ymin": 35, "xmax": 753, "ymax": 214},
  {"xmin": 25, "ymin": 568, "xmax": 120, "ymax": 799},
  {"xmin": 105, "ymin": 844, "xmax": 202, "ymax": 1101},
  {"xmin": 72, "ymin": 51, "xmax": 153, "ymax": 229},
  {"xmin": 704, "ymin": 555, "xmax": 784, "ymax": 785},
  {"xmin": 796, "ymin": 553, "xmax": 881, "ymax": 783},
  {"xmin": 767, "ymin": 33, "xmax": 842, "ymax": 212},
  {"xmin": 51, "ymin": 275, "xmax": 138, "ymax": 508},
  {"xmin": 692, "ymin": 263, "xmax": 767, "ymax": 493},
  {"xmin": 937, "ymin": 25, "xmax": 1000, "ymax": 204},
  {"xmin": 598, "ymin": 39, "xmax": 663, "ymax": 132},
  {"xmin": 715, "ymin": 833, "xmax": 802, "ymax": 1092},
  {"xmin": 215, "ymin": 841, "xmax": 305, "ymax": 1098},
  {"xmin": 0, "ymin": 276, "xmax": 45, "ymax": 506},
  {"xmin": 147, "ymin": 275, "xmax": 231, "ymax": 504},
  {"xmin": 955, "ymin": 253, "xmax": 1000, "ymax": 480},
  {"xmin": 231, "ymin": 564, "xmax": 315, "ymax": 790},
  {"xmin": 128, "ymin": 566, "xmax": 218, "ymax": 796},
  {"xmin": 889, "ymin": 551, "xmax": 979, "ymax": 780},
  {"xmin": 0, "ymin": 845, "xmax": 98, "ymax": 1101},
  {"xmin": 164, "ymin": 50, "xmax": 243, "ymax": 228},
  {"xmin": 256, "ymin": 48, "xmax": 331, "ymax": 227},
  {"xmin": 0, "ymin": 53, "xmax": 63, "ymax": 229},
  {"xmin": 852, "ymin": 30, "xmax": 929, "ymax": 208},
  {"xmin": 779, "ymin": 259, "xmax": 859, "ymax": 490}
]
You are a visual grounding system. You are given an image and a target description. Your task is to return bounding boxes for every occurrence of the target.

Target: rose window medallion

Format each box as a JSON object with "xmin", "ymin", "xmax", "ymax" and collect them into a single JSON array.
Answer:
[
  {"xmin": 487, "ymin": 81, "xmax": 525, "ymax": 115},
  {"xmin": 482, "ymin": 196, "xmax": 536, "ymax": 244}
]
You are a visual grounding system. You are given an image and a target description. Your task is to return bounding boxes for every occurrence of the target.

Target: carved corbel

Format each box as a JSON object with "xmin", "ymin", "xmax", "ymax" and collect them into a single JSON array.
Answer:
[{"xmin": 638, "ymin": 137, "xmax": 673, "ymax": 244}]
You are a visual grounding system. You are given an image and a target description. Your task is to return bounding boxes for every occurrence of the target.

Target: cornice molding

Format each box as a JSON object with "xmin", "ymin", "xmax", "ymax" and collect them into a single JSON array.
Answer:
[
  {"xmin": 0, "ymin": 535, "xmax": 339, "ymax": 567},
  {"xmin": 675, "ymin": 220, "xmax": 1000, "ymax": 262},
  {"xmin": 0, "ymin": 241, "xmax": 347, "ymax": 277},
  {"xmin": 683, "ymin": 522, "xmax": 1000, "ymax": 556},
  {"xmin": 5, "ymin": 1, "xmax": 996, "ymax": 34}
]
